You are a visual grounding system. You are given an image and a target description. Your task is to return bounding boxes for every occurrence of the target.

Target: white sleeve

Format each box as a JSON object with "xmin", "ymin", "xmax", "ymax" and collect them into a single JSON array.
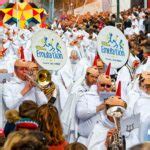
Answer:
[
  {"xmin": 126, "ymin": 92, "xmax": 140, "ymax": 117},
  {"xmin": 76, "ymin": 94, "xmax": 96, "ymax": 121},
  {"xmin": 35, "ymin": 87, "xmax": 48, "ymax": 106},
  {"xmin": 3, "ymin": 83, "xmax": 23, "ymax": 109}
]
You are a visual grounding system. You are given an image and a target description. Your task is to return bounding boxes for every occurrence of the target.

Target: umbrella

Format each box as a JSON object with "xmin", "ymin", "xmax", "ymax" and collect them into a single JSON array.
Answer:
[{"xmin": 0, "ymin": 2, "xmax": 47, "ymax": 28}]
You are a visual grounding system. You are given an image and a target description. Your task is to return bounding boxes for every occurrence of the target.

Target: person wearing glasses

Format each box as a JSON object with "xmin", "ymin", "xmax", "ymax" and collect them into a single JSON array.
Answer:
[
  {"xmin": 75, "ymin": 64, "xmax": 112, "ymax": 145},
  {"xmin": 87, "ymin": 82, "xmax": 140, "ymax": 150}
]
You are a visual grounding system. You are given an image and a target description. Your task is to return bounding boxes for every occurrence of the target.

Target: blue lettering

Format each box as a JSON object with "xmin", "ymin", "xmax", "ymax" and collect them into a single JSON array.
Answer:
[
  {"xmin": 100, "ymin": 46, "xmax": 125, "ymax": 56},
  {"xmin": 36, "ymin": 50, "xmax": 63, "ymax": 59}
]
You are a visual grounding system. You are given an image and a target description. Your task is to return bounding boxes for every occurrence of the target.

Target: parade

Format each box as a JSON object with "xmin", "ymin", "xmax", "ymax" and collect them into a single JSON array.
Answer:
[{"xmin": 0, "ymin": 0, "xmax": 150, "ymax": 150}]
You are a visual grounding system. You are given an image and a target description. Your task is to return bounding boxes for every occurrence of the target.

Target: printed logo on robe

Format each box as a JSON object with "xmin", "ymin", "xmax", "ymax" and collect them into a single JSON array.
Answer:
[
  {"xmin": 97, "ymin": 26, "xmax": 129, "ymax": 69},
  {"xmin": 32, "ymin": 29, "xmax": 67, "ymax": 71}
]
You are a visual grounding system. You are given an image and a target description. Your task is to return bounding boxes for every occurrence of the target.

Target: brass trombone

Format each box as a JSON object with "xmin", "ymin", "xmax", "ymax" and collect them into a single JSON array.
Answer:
[
  {"xmin": 26, "ymin": 69, "xmax": 55, "ymax": 101},
  {"xmin": 26, "ymin": 69, "xmax": 51, "ymax": 90}
]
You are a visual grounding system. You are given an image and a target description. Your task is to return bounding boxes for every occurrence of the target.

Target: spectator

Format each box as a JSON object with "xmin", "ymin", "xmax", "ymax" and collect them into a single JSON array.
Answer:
[
  {"xmin": 15, "ymin": 100, "xmax": 39, "ymax": 131},
  {"xmin": 4, "ymin": 109, "xmax": 20, "ymax": 137},
  {"xmin": 3, "ymin": 131, "xmax": 26, "ymax": 150},
  {"xmin": 65, "ymin": 142, "xmax": 87, "ymax": 150},
  {"xmin": 37, "ymin": 104, "xmax": 68, "ymax": 150}
]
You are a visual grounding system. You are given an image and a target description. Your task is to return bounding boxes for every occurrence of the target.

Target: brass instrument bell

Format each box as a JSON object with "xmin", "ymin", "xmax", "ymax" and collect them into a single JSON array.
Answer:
[{"xmin": 37, "ymin": 70, "xmax": 51, "ymax": 87}]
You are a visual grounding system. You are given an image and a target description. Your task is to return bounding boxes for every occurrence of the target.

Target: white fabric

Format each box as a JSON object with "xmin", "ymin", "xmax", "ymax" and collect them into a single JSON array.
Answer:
[
  {"xmin": 87, "ymin": 113, "xmax": 140, "ymax": 150},
  {"xmin": 61, "ymin": 78, "xmax": 90, "ymax": 143},
  {"xmin": 132, "ymin": 19, "xmax": 139, "ymax": 35},
  {"xmin": 0, "ymin": 83, "xmax": 6, "ymax": 128},
  {"xmin": 76, "ymin": 85, "xmax": 103, "ymax": 145},
  {"xmin": 52, "ymin": 73, "xmax": 68, "ymax": 113},
  {"xmin": 116, "ymin": 66, "xmax": 132, "ymax": 102},
  {"xmin": 133, "ymin": 92, "xmax": 150, "ymax": 122},
  {"xmin": 2, "ymin": 76, "xmax": 48, "ymax": 110},
  {"xmin": 140, "ymin": 115, "xmax": 150, "ymax": 142},
  {"xmin": 124, "ymin": 28, "xmax": 134, "ymax": 36},
  {"xmin": 126, "ymin": 78, "xmax": 141, "ymax": 116},
  {"xmin": 1, "ymin": 40, "xmax": 18, "ymax": 73},
  {"xmin": 117, "ymin": 54, "xmax": 140, "ymax": 102},
  {"xmin": 59, "ymin": 58, "xmax": 88, "ymax": 90},
  {"xmin": 136, "ymin": 56, "xmax": 150, "ymax": 75},
  {"xmin": 139, "ymin": 18, "xmax": 145, "ymax": 33}
]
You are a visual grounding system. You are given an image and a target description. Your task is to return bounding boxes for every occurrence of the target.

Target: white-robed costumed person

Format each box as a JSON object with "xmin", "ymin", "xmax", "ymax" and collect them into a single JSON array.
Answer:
[
  {"xmin": 61, "ymin": 66, "xmax": 99, "ymax": 143},
  {"xmin": 139, "ymin": 11, "xmax": 146, "ymax": 33},
  {"xmin": 126, "ymin": 40, "xmax": 150, "ymax": 116},
  {"xmin": 87, "ymin": 82, "xmax": 140, "ymax": 150},
  {"xmin": 116, "ymin": 53, "xmax": 140, "ymax": 102},
  {"xmin": 3, "ymin": 59, "xmax": 48, "ymax": 110},
  {"xmin": 54, "ymin": 49, "xmax": 88, "ymax": 112},
  {"xmin": 76, "ymin": 64, "xmax": 113, "ymax": 145},
  {"xmin": 0, "ymin": 26, "xmax": 19, "ymax": 73},
  {"xmin": 132, "ymin": 72, "xmax": 150, "ymax": 139},
  {"xmin": 131, "ymin": 14, "xmax": 139, "ymax": 35},
  {"xmin": 136, "ymin": 40, "xmax": 150, "ymax": 75},
  {"xmin": 18, "ymin": 29, "xmax": 32, "ymax": 61}
]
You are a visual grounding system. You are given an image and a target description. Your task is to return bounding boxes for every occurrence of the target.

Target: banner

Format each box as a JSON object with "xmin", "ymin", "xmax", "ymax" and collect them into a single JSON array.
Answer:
[
  {"xmin": 32, "ymin": 29, "xmax": 67, "ymax": 71},
  {"xmin": 97, "ymin": 26, "xmax": 129, "ymax": 69}
]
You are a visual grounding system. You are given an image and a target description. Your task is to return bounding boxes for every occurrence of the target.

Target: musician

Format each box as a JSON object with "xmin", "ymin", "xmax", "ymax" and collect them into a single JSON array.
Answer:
[
  {"xmin": 75, "ymin": 65, "xmax": 112, "ymax": 145},
  {"xmin": 27, "ymin": 61, "xmax": 39, "ymax": 81},
  {"xmin": 3, "ymin": 59, "xmax": 48, "ymax": 110},
  {"xmin": 87, "ymin": 82, "xmax": 140, "ymax": 150}
]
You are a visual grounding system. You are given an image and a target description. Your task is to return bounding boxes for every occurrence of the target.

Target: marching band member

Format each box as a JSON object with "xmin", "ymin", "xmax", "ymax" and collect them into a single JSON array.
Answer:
[
  {"xmin": 76, "ymin": 65, "xmax": 112, "ymax": 145},
  {"xmin": 3, "ymin": 59, "xmax": 48, "ymax": 110},
  {"xmin": 87, "ymin": 82, "xmax": 140, "ymax": 150}
]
